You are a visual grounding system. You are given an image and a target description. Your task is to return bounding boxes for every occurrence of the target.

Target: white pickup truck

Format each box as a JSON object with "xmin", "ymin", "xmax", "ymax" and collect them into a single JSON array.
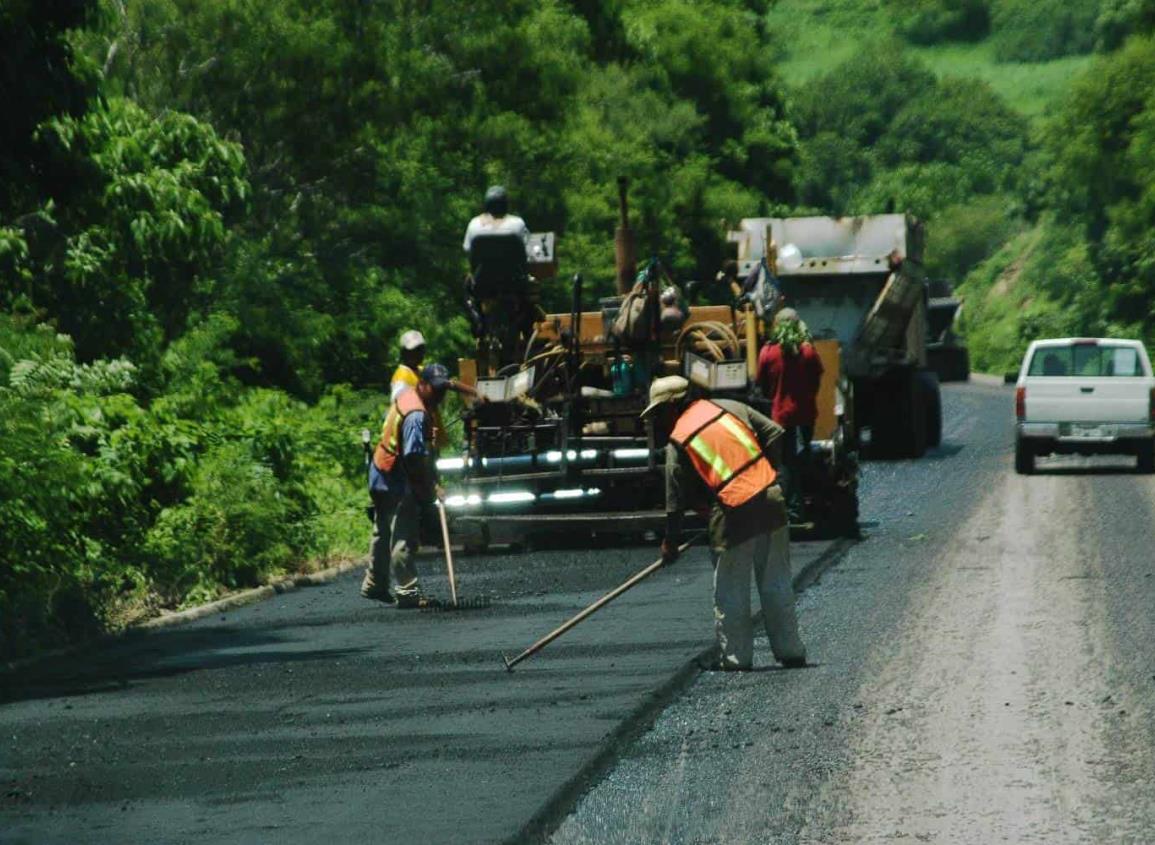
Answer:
[{"xmin": 1014, "ymin": 338, "xmax": 1155, "ymax": 474}]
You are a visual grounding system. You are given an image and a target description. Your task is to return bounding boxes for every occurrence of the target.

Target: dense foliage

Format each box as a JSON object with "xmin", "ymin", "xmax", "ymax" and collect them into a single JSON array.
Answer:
[{"xmin": 4, "ymin": 0, "xmax": 1155, "ymax": 658}]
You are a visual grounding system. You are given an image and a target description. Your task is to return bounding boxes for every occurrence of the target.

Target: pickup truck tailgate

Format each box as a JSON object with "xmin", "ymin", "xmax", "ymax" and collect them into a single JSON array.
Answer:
[{"xmin": 1026, "ymin": 378, "xmax": 1151, "ymax": 423}]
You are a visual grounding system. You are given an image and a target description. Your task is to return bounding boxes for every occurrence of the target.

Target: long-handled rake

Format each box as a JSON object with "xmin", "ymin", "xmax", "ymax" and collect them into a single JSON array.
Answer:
[
  {"xmin": 501, "ymin": 535, "xmax": 700, "ymax": 671},
  {"xmin": 423, "ymin": 501, "xmax": 490, "ymax": 611}
]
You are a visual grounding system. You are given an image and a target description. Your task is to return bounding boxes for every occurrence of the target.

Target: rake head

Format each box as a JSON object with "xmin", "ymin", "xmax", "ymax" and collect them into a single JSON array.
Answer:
[{"xmin": 418, "ymin": 595, "xmax": 493, "ymax": 613}]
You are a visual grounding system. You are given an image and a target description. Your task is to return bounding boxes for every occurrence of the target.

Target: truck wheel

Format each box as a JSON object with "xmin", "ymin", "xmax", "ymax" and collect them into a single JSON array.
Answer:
[
  {"xmin": 1137, "ymin": 441, "xmax": 1155, "ymax": 474},
  {"xmin": 871, "ymin": 371, "xmax": 926, "ymax": 459},
  {"xmin": 919, "ymin": 370, "xmax": 942, "ymax": 448},
  {"xmin": 1014, "ymin": 437, "xmax": 1035, "ymax": 475}
]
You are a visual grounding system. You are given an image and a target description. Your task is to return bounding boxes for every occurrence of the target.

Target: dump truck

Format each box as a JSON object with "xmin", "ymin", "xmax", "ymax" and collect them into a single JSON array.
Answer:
[
  {"xmin": 728, "ymin": 215, "xmax": 943, "ymax": 458},
  {"xmin": 436, "ymin": 193, "xmax": 862, "ymax": 550}
]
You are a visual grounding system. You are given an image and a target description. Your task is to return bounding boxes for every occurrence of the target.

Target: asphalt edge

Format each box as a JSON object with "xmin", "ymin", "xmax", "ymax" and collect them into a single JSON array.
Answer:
[
  {"xmin": 509, "ymin": 536, "xmax": 856, "ymax": 845},
  {"xmin": 1, "ymin": 558, "xmax": 364, "ymax": 676}
]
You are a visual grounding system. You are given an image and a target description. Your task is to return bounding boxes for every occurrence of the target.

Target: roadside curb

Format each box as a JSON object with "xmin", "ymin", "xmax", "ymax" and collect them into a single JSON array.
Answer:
[
  {"xmin": 136, "ymin": 558, "xmax": 364, "ymax": 631},
  {"xmin": 1, "ymin": 558, "xmax": 364, "ymax": 676},
  {"xmin": 509, "ymin": 536, "xmax": 856, "ymax": 844}
]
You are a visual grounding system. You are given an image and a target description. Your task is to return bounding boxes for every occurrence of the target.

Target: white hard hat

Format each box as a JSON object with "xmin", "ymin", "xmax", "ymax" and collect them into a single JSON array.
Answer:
[{"xmin": 399, "ymin": 330, "xmax": 426, "ymax": 350}]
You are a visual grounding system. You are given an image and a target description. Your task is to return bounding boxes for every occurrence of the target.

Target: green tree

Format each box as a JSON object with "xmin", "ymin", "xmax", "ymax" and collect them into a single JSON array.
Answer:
[
  {"xmin": 0, "ymin": 0, "xmax": 98, "ymax": 217},
  {"xmin": 6, "ymin": 98, "xmax": 248, "ymax": 366},
  {"xmin": 990, "ymin": 0, "xmax": 1100, "ymax": 62},
  {"xmin": 1046, "ymin": 36, "xmax": 1155, "ymax": 335}
]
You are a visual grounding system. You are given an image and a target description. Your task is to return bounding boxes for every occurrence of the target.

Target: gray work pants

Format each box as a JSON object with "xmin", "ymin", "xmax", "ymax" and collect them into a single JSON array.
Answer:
[
  {"xmin": 712, "ymin": 525, "xmax": 806, "ymax": 669},
  {"xmin": 364, "ymin": 490, "xmax": 422, "ymax": 597}
]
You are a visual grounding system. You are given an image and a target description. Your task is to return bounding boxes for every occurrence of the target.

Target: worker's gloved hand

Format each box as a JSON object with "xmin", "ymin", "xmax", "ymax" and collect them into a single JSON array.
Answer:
[
  {"xmin": 433, "ymin": 483, "xmax": 446, "ymax": 504},
  {"xmin": 660, "ymin": 539, "xmax": 680, "ymax": 566}
]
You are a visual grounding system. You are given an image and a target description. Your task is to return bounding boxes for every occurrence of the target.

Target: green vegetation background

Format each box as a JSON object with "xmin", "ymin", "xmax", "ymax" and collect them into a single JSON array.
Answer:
[{"xmin": 3, "ymin": 0, "xmax": 1154, "ymax": 659}]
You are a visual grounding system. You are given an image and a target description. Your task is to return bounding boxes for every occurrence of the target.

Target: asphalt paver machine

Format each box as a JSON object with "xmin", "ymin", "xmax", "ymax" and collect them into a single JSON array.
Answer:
[{"xmin": 438, "ymin": 192, "xmax": 863, "ymax": 550}]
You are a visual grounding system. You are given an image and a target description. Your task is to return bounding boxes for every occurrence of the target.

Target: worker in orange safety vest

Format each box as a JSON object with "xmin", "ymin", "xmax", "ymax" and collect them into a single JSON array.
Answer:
[
  {"xmin": 362, "ymin": 363, "xmax": 452, "ymax": 609},
  {"xmin": 641, "ymin": 375, "xmax": 807, "ymax": 670}
]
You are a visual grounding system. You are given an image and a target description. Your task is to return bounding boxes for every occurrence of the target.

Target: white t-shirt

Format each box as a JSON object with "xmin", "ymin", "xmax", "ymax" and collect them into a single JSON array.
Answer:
[{"xmin": 463, "ymin": 213, "xmax": 530, "ymax": 252}]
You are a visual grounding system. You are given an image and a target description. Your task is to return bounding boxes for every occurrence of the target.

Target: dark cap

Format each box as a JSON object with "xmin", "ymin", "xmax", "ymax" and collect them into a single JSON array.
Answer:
[
  {"xmin": 420, "ymin": 362, "xmax": 452, "ymax": 391},
  {"xmin": 484, "ymin": 185, "xmax": 508, "ymax": 216}
]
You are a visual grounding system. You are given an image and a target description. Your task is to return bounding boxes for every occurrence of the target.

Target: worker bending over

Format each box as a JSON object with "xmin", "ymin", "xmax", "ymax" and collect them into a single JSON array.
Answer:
[
  {"xmin": 757, "ymin": 307, "xmax": 823, "ymax": 523},
  {"xmin": 644, "ymin": 376, "xmax": 807, "ymax": 670},
  {"xmin": 362, "ymin": 363, "xmax": 452, "ymax": 609}
]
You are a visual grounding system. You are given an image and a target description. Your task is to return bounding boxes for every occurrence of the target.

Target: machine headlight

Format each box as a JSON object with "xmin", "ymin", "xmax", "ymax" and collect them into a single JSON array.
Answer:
[
  {"xmin": 444, "ymin": 494, "xmax": 482, "ymax": 508},
  {"xmin": 611, "ymin": 448, "xmax": 650, "ymax": 460},
  {"xmin": 488, "ymin": 491, "xmax": 535, "ymax": 504}
]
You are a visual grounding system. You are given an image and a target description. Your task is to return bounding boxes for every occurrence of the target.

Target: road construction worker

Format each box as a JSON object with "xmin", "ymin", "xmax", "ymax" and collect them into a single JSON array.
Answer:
[
  {"xmin": 462, "ymin": 185, "xmax": 530, "ymax": 252},
  {"xmin": 756, "ymin": 307, "xmax": 824, "ymax": 523},
  {"xmin": 362, "ymin": 363, "xmax": 452, "ymax": 609},
  {"xmin": 643, "ymin": 375, "xmax": 807, "ymax": 670},
  {"xmin": 391, "ymin": 330, "xmax": 427, "ymax": 400},
  {"xmin": 390, "ymin": 329, "xmax": 485, "ymax": 448}
]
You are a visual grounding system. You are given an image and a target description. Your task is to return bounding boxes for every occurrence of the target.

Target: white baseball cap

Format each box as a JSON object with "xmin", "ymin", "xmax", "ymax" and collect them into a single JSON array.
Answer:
[{"xmin": 399, "ymin": 329, "xmax": 426, "ymax": 350}]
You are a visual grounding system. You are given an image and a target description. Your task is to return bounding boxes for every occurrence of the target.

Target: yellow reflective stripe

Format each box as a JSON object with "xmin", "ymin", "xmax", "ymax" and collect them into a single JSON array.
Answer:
[
  {"xmin": 383, "ymin": 407, "xmax": 402, "ymax": 453},
  {"xmin": 689, "ymin": 434, "xmax": 733, "ymax": 482},
  {"xmin": 717, "ymin": 414, "xmax": 761, "ymax": 460}
]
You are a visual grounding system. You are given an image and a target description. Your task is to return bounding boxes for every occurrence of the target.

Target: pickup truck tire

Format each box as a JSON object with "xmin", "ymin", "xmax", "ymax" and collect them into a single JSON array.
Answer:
[
  {"xmin": 1137, "ymin": 441, "xmax": 1155, "ymax": 474},
  {"xmin": 919, "ymin": 370, "xmax": 943, "ymax": 448},
  {"xmin": 1014, "ymin": 437, "xmax": 1035, "ymax": 475}
]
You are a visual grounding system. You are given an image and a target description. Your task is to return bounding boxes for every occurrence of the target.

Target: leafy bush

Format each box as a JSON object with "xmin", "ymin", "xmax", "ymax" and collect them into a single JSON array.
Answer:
[
  {"xmin": 990, "ymin": 0, "xmax": 1100, "ymax": 62},
  {"xmin": 0, "ymin": 313, "xmax": 372, "ymax": 660},
  {"xmin": 1045, "ymin": 36, "xmax": 1155, "ymax": 338},
  {"xmin": 924, "ymin": 196, "xmax": 1021, "ymax": 283},
  {"xmin": 793, "ymin": 50, "xmax": 1029, "ymax": 218},
  {"xmin": 888, "ymin": 0, "xmax": 990, "ymax": 44},
  {"xmin": 1095, "ymin": 0, "xmax": 1155, "ymax": 50}
]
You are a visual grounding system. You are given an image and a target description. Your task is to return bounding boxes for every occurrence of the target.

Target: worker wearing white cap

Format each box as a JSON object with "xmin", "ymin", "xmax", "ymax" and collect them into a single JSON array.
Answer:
[
  {"xmin": 391, "ymin": 330, "xmax": 428, "ymax": 400},
  {"xmin": 642, "ymin": 375, "xmax": 807, "ymax": 670},
  {"xmin": 389, "ymin": 329, "xmax": 486, "ymax": 451}
]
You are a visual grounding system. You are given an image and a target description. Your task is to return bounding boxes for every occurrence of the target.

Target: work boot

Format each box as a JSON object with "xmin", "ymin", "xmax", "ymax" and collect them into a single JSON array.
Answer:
[
  {"xmin": 394, "ymin": 592, "xmax": 440, "ymax": 610},
  {"xmin": 360, "ymin": 571, "xmax": 394, "ymax": 604},
  {"xmin": 361, "ymin": 586, "xmax": 395, "ymax": 604}
]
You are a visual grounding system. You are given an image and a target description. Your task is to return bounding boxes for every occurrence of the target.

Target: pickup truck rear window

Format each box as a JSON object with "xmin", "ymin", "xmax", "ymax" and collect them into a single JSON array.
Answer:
[{"xmin": 1027, "ymin": 344, "xmax": 1145, "ymax": 377}]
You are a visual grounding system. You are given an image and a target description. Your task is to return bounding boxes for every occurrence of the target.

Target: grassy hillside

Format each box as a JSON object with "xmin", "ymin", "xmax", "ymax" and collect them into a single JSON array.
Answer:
[
  {"xmin": 768, "ymin": 0, "xmax": 1092, "ymax": 120},
  {"xmin": 767, "ymin": 0, "xmax": 1143, "ymax": 374}
]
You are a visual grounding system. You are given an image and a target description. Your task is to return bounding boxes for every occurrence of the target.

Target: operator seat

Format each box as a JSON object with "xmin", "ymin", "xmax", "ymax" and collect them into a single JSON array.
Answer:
[
  {"xmin": 467, "ymin": 233, "xmax": 535, "ymax": 368},
  {"xmin": 469, "ymin": 233, "xmax": 529, "ymax": 300}
]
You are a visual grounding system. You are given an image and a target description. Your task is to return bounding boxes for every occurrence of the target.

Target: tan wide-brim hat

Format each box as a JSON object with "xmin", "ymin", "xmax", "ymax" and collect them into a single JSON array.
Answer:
[{"xmin": 640, "ymin": 375, "xmax": 689, "ymax": 418}]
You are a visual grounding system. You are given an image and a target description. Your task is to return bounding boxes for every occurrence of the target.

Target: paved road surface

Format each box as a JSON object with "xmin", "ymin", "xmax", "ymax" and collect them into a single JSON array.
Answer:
[
  {"xmin": 0, "ymin": 483, "xmax": 838, "ymax": 843},
  {"xmin": 553, "ymin": 380, "xmax": 1155, "ymax": 844}
]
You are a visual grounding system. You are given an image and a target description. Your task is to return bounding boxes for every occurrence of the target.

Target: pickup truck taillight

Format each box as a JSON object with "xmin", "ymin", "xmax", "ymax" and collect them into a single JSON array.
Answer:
[
  {"xmin": 1015, "ymin": 386, "xmax": 1026, "ymax": 421},
  {"xmin": 1150, "ymin": 386, "xmax": 1155, "ymax": 423}
]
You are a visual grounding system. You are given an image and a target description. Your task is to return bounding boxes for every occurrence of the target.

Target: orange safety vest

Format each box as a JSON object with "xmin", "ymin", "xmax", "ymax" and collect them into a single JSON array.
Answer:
[
  {"xmin": 373, "ymin": 388, "xmax": 427, "ymax": 473},
  {"xmin": 669, "ymin": 400, "xmax": 777, "ymax": 509}
]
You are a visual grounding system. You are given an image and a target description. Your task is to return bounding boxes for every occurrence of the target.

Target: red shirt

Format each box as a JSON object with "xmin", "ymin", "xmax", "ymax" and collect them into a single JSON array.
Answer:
[{"xmin": 757, "ymin": 342, "xmax": 824, "ymax": 426}]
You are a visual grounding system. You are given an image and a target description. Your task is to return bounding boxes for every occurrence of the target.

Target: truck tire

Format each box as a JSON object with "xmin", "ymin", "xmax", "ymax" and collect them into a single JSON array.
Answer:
[
  {"xmin": 872, "ymin": 370, "xmax": 926, "ymax": 459},
  {"xmin": 1014, "ymin": 437, "xmax": 1035, "ymax": 475},
  {"xmin": 919, "ymin": 370, "xmax": 943, "ymax": 448},
  {"xmin": 1137, "ymin": 441, "xmax": 1155, "ymax": 474},
  {"xmin": 927, "ymin": 345, "xmax": 971, "ymax": 382}
]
